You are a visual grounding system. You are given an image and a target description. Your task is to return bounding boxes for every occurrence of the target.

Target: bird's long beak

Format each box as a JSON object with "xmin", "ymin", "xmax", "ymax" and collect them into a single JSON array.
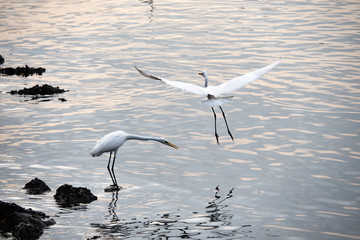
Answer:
[
  {"xmin": 166, "ymin": 141, "xmax": 179, "ymax": 149},
  {"xmin": 198, "ymin": 72, "xmax": 203, "ymax": 76}
]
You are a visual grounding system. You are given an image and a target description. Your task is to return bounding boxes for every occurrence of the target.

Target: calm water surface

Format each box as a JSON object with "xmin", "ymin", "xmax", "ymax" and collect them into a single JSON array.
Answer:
[{"xmin": 1, "ymin": 0, "xmax": 359, "ymax": 239}]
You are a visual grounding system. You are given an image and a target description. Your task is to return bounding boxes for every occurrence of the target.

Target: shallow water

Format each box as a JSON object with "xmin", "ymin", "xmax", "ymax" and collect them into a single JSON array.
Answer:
[{"xmin": 1, "ymin": 0, "xmax": 360, "ymax": 239}]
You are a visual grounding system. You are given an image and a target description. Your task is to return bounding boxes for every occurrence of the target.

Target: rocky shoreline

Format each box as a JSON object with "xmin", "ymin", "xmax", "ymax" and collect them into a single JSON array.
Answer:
[{"xmin": 0, "ymin": 178, "xmax": 97, "ymax": 240}]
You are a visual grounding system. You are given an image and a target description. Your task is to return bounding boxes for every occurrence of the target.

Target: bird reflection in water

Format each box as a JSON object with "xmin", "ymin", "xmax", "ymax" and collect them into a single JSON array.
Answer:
[
  {"xmin": 108, "ymin": 190, "xmax": 119, "ymax": 222},
  {"xmin": 205, "ymin": 185, "xmax": 234, "ymax": 223},
  {"xmin": 90, "ymin": 186, "xmax": 253, "ymax": 239},
  {"xmin": 139, "ymin": 0, "xmax": 155, "ymax": 35}
]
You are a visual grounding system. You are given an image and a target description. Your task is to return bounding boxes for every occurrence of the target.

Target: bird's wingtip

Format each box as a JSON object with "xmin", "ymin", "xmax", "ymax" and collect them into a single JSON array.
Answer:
[
  {"xmin": 134, "ymin": 65, "xmax": 140, "ymax": 71},
  {"xmin": 135, "ymin": 66, "xmax": 163, "ymax": 81}
]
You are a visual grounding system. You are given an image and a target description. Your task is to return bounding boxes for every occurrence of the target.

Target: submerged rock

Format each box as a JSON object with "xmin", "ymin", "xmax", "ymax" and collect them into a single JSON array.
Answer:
[
  {"xmin": 23, "ymin": 178, "xmax": 51, "ymax": 195},
  {"xmin": 9, "ymin": 84, "xmax": 67, "ymax": 96},
  {"xmin": 0, "ymin": 200, "xmax": 55, "ymax": 240},
  {"xmin": 0, "ymin": 65, "xmax": 45, "ymax": 77},
  {"xmin": 54, "ymin": 184, "xmax": 97, "ymax": 207}
]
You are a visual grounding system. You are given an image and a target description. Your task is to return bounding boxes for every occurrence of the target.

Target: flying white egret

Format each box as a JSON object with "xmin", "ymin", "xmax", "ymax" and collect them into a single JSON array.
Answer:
[
  {"xmin": 90, "ymin": 130, "xmax": 178, "ymax": 190},
  {"xmin": 135, "ymin": 58, "xmax": 282, "ymax": 144}
]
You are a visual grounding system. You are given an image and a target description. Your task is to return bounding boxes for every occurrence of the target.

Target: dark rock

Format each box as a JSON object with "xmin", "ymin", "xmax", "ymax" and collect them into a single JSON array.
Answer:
[
  {"xmin": 9, "ymin": 84, "xmax": 68, "ymax": 96},
  {"xmin": 87, "ymin": 236, "xmax": 101, "ymax": 240},
  {"xmin": 54, "ymin": 184, "xmax": 97, "ymax": 207},
  {"xmin": 23, "ymin": 178, "xmax": 51, "ymax": 195},
  {"xmin": 0, "ymin": 65, "xmax": 45, "ymax": 77},
  {"xmin": 0, "ymin": 200, "xmax": 55, "ymax": 240},
  {"xmin": 13, "ymin": 222, "xmax": 43, "ymax": 240},
  {"xmin": 58, "ymin": 97, "xmax": 67, "ymax": 102},
  {"xmin": 0, "ymin": 55, "xmax": 4, "ymax": 65}
]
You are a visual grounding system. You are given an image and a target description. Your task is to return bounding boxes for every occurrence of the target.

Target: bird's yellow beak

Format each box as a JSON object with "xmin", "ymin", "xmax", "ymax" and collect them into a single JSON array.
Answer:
[
  {"xmin": 166, "ymin": 141, "xmax": 179, "ymax": 149},
  {"xmin": 198, "ymin": 72, "xmax": 203, "ymax": 76}
]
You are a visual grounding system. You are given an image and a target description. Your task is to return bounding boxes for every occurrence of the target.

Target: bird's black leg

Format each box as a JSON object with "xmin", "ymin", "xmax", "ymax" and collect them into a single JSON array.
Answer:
[
  {"xmin": 212, "ymin": 107, "xmax": 220, "ymax": 145},
  {"xmin": 111, "ymin": 153, "xmax": 118, "ymax": 188},
  {"xmin": 107, "ymin": 152, "xmax": 117, "ymax": 187},
  {"xmin": 219, "ymin": 106, "xmax": 234, "ymax": 141}
]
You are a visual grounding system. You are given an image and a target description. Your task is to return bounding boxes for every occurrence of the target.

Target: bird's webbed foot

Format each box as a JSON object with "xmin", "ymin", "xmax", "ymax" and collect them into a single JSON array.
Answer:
[{"xmin": 105, "ymin": 184, "xmax": 122, "ymax": 192}]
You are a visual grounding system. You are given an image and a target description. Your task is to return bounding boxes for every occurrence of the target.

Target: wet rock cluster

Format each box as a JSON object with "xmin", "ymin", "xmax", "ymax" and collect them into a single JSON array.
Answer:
[
  {"xmin": 0, "ymin": 55, "xmax": 45, "ymax": 76},
  {"xmin": 9, "ymin": 84, "xmax": 68, "ymax": 102},
  {"xmin": 1, "ymin": 55, "xmax": 68, "ymax": 102},
  {"xmin": 0, "ymin": 65, "xmax": 46, "ymax": 77},
  {"xmin": 54, "ymin": 184, "xmax": 98, "ymax": 208},
  {"xmin": 23, "ymin": 177, "xmax": 51, "ymax": 194},
  {"xmin": 9, "ymin": 84, "xmax": 67, "ymax": 96},
  {"xmin": 0, "ymin": 201, "xmax": 55, "ymax": 240},
  {"xmin": 0, "ymin": 178, "xmax": 97, "ymax": 239},
  {"xmin": 0, "ymin": 55, "xmax": 44, "ymax": 77}
]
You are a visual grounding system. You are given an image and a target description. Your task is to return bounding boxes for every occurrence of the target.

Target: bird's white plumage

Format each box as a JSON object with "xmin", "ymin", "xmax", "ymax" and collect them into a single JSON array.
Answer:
[
  {"xmin": 90, "ymin": 131, "xmax": 127, "ymax": 157},
  {"xmin": 135, "ymin": 58, "xmax": 283, "ymax": 144},
  {"xmin": 90, "ymin": 130, "xmax": 178, "ymax": 189},
  {"xmin": 213, "ymin": 58, "xmax": 282, "ymax": 96},
  {"xmin": 202, "ymin": 96, "xmax": 234, "ymax": 108},
  {"xmin": 136, "ymin": 58, "xmax": 282, "ymax": 101},
  {"xmin": 160, "ymin": 78, "xmax": 207, "ymax": 96},
  {"xmin": 135, "ymin": 66, "xmax": 207, "ymax": 96},
  {"xmin": 90, "ymin": 130, "xmax": 178, "ymax": 157}
]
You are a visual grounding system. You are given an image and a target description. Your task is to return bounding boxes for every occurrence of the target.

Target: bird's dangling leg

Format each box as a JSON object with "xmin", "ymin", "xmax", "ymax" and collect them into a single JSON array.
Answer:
[
  {"xmin": 219, "ymin": 106, "xmax": 234, "ymax": 141},
  {"xmin": 107, "ymin": 152, "xmax": 117, "ymax": 188},
  {"xmin": 111, "ymin": 153, "xmax": 119, "ymax": 188},
  {"xmin": 211, "ymin": 107, "xmax": 220, "ymax": 145}
]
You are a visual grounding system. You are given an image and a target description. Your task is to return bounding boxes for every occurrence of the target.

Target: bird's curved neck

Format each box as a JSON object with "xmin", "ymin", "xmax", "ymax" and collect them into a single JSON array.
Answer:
[
  {"xmin": 126, "ymin": 134, "xmax": 162, "ymax": 142},
  {"xmin": 203, "ymin": 73, "xmax": 209, "ymax": 88}
]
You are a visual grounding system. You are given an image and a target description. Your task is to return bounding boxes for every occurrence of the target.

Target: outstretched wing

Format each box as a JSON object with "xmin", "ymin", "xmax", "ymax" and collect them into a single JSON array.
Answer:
[
  {"xmin": 211, "ymin": 58, "xmax": 283, "ymax": 97},
  {"xmin": 135, "ymin": 66, "xmax": 207, "ymax": 96}
]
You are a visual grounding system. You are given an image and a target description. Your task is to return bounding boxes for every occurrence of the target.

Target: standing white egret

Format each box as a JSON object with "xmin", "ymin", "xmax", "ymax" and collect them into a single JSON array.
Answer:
[
  {"xmin": 90, "ymin": 130, "xmax": 178, "ymax": 190},
  {"xmin": 135, "ymin": 58, "xmax": 282, "ymax": 144}
]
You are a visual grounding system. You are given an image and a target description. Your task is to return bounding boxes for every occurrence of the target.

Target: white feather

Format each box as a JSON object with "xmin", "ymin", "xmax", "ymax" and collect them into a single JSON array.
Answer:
[
  {"xmin": 202, "ymin": 96, "xmax": 234, "ymax": 107},
  {"xmin": 90, "ymin": 131, "xmax": 127, "ymax": 156},
  {"xmin": 213, "ymin": 58, "xmax": 282, "ymax": 97},
  {"xmin": 160, "ymin": 78, "xmax": 207, "ymax": 96},
  {"xmin": 90, "ymin": 130, "xmax": 178, "ymax": 188},
  {"xmin": 135, "ymin": 58, "xmax": 282, "ymax": 101}
]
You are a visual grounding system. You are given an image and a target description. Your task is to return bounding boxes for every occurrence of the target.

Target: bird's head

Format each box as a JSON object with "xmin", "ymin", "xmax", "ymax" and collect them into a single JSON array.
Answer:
[{"xmin": 198, "ymin": 71, "xmax": 208, "ymax": 77}]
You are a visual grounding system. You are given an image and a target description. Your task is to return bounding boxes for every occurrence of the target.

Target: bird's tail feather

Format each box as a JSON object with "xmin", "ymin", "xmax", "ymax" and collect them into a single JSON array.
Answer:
[{"xmin": 202, "ymin": 96, "xmax": 233, "ymax": 107}]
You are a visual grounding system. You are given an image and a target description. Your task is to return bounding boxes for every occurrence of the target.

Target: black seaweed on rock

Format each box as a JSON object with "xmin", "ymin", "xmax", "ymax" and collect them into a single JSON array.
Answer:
[
  {"xmin": 54, "ymin": 184, "xmax": 98, "ymax": 207},
  {"xmin": 23, "ymin": 178, "xmax": 51, "ymax": 195},
  {"xmin": 0, "ymin": 200, "xmax": 55, "ymax": 240},
  {"xmin": 9, "ymin": 84, "xmax": 68, "ymax": 95},
  {"xmin": 0, "ymin": 65, "xmax": 45, "ymax": 77}
]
